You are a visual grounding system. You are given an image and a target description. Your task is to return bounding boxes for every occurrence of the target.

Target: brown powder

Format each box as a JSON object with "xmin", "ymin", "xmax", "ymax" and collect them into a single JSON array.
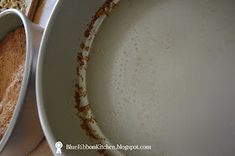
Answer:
[{"xmin": 0, "ymin": 27, "xmax": 26, "ymax": 139}]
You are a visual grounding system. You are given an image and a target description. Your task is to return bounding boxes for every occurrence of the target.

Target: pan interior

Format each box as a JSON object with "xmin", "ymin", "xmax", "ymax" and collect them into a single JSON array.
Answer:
[{"xmin": 87, "ymin": 0, "xmax": 235, "ymax": 155}]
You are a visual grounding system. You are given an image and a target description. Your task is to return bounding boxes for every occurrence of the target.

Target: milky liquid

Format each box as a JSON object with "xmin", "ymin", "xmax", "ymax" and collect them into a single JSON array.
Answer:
[{"xmin": 87, "ymin": 0, "xmax": 235, "ymax": 155}]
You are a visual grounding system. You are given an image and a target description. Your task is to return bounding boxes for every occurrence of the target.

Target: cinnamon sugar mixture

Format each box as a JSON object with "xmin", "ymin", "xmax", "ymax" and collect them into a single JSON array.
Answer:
[
  {"xmin": 0, "ymin": 0, "xmax": 26, "ymax": 13},
  {"xmin": 0, "ymin": 27, "xmax": 25, "ymax": 139}
]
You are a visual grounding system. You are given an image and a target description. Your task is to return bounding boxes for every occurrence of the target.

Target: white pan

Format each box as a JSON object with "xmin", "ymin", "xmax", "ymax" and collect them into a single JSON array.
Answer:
[
  {"xmin": 0, "ymin": 9, "xmax": 43, "ymax": 156},
  {"xmin": 37, "ymin": 0, "xmax": 235, "ymax": 155}
]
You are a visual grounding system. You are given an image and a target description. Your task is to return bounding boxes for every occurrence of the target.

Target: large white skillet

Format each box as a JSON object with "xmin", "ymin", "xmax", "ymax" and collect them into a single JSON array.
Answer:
[{"xmin": 37, "ymin": 0, "xmax": 235, "ymax": 155}]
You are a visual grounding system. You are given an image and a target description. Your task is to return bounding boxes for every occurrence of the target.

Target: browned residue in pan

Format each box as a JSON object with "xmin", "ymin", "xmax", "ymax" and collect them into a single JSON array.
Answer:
[
  {"xmin": 75, "ymin": 100, "xmax": 103, "ymax": 141},
  {"xmin": 77, "ymin": 53, "xmax": 89, "ymax": 67},
  {"xmin": 84, "ymin": 0, "xmax": 118, "ymax": 38},
  {"xmin": 74, "ymin": 0, "xmax": 118, "ymax": 155}
]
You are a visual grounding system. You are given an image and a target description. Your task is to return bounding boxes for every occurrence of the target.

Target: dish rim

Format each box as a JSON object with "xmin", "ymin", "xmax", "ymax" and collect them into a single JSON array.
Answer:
[
  {"xmin": 35, "ymin": 0, "xmax": 62, "ymax": 155},
  {"xmin": 0, "ymin": 9, "xmax": 33, "ymax": 151}
]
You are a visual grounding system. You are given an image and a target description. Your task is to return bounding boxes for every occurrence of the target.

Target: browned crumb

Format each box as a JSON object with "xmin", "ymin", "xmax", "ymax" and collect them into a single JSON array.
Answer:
[
  {"xmin": 80, "ymin": 42, "xmax": 85, "ymax": 50},
  {"xmin": 74, "ymin": 0, "xmax": 119, "ymax": 155},
  {"xmin": 84, "ymin": 0, "xmax": 118, "ymax": 38}
]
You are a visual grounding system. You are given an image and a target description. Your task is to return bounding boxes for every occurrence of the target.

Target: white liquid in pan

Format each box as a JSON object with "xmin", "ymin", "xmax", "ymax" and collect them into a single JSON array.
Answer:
[{"xmin": 87, "ymin": 0, "xmax": 235, "ymax": 155}]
